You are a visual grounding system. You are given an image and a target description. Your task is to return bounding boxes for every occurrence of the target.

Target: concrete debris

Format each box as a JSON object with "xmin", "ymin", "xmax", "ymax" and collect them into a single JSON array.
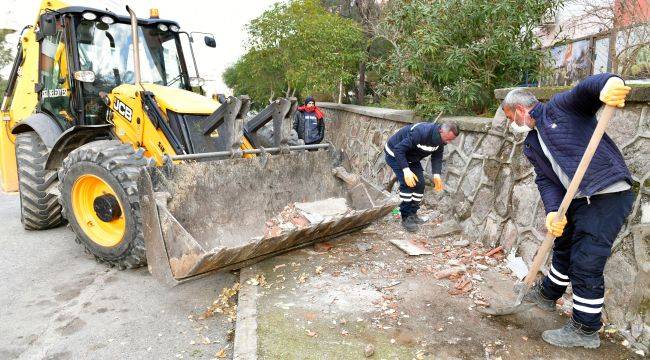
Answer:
[
  {"xmin": 264, "ymin": 198, "xmax": 351, "ymax": 237},
  {"xmin": 452, "ymin": 239, "xmax": 470, "ymax": 247},
  {"xmin": 356, "ymin": 242, "xmax": 373, "ymax": 252},
  {"xmin": 389, "ymin": 239, "xmax": 433, "ymax": 256},
  {"xmin": 506, "ymin": 256, "xmax": 528, "ymax": 280},
  {"xmin": 295, "ymin": 197, "xmax": 349, "ymax": 218},
  {"xmin": 430, "ymin": 220, "xmax": 462, "ymax": 238}
]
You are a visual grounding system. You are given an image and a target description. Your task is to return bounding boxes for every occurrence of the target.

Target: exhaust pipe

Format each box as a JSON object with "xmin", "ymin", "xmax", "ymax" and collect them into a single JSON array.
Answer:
[{"xmin": 125, "ymin": 6, "xmax": 141, "ymax": 85}]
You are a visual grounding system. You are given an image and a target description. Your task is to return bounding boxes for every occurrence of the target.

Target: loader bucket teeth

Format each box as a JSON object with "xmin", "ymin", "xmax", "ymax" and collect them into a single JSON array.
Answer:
[{"xmin": 138, "ymin": 150, "xmax": 397, "ymax": 285}]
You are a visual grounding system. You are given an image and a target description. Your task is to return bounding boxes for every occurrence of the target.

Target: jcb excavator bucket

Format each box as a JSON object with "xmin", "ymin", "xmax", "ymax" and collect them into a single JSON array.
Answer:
[{"xmin": 138, "ymin": 148, "xmax": 397, "ymax": 286}]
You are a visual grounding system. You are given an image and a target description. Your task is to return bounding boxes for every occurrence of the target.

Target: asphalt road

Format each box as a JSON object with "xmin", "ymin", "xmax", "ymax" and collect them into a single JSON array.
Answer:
[{"xmin": 0, "ymin": 192, "xmax": 237, "ymax": 360}]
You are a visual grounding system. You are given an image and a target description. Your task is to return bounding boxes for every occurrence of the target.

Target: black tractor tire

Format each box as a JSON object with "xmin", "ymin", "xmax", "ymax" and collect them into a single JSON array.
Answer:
[
  {"xmin": 15, "ymin": 132, "xmax": 63, "ymax": 230},
  {"xmin": 58, "ymin": 140, "xmax": 148, "ymax": 269}
]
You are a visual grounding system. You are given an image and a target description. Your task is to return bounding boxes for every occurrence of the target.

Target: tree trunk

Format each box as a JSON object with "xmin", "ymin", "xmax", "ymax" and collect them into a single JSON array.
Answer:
[
  {"xmin": 338, "ymin": 78, "xmax": 343, "ymax": 104},
  {"xmin": 356, "ymin": 61, "xmax": 366, "ymax": 105}
]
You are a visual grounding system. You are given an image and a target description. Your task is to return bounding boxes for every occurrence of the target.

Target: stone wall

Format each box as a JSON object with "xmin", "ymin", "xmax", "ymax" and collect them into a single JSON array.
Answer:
[{"xmin": 319, "ymin": 85, "xmax": 650, "ymax": 349}]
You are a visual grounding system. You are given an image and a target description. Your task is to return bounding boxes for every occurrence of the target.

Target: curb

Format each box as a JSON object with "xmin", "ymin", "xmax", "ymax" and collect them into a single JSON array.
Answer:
[{"xmin": 233, "ymin": 266, "xmax": 259, "ymax": 360}]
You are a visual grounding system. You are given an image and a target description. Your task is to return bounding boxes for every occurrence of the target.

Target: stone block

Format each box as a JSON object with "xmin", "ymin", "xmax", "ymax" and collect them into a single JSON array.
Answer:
[
  {"xmin": 622, "ymin": 137, "xmax": 650, "ymax": 176},
  {"xmin": 482, "ymin": 159, "xmax": 501, "ymax": 182},
  {"xmin": 448, "ymin": 151, "xmax": 466, "ymax": 169},
  {"xmin": 471, "ymin": 186, "xmax": 495, "ymax": 225},
  {"xmin": 632, "ymin": 224, "xmax": 650, "ymax": 273},
  {"xmin": 605, "ymin": 107, "xmax": 642, "ymax": 147},
  {"xmin": 639, "ymin": 105, "xmax": 649, "ymax": 135},
  {"xmin": 372, "ymin": 130, "xmax": 382, "ymax": 147},
  {"xmin": 492, "ymin": 107, "xmax": 508, "ymax": 132},
  {"xmin": 480, "ymin": 214, "xmax": 503, "ymax": 248},
  {"xmin": 510, "ymin": 144, "xmax": 533, "ymax": 180},
  {"xmin": 462, "ymin": 133, "xmax": 480, "ymax": 155},
  {"xmin": 501, "ymin": 220, "xmax": 519, "ymax": 252},
  {"xmin": 460, "ymin": 218, "xmax": 481, "ymax": 242},
  {"xmin": 452, "ymin": 191, "xmax": 472, "ymax": 221},
  {"xmin": 604, "ymin": 251, "xmax": 637, "ymax": 328},
  {"xmin": 446, "ymin": 172, "xmax": 461, "ymax": 192},
  {"xmin": 494, "ymin": 166, "xmax": 514, "ymax": 217},
  {"xmin": 430, "ymin": 220, "xmax": 462, "ymax": 238},
  {"xmin": 518, "ymin": 233, "xmax": 541, "ymax": 266},
  {"xmin": 460, "ymin": 159, "xmax": 483, "ymax": 197},
  {"xmin": 497, "ymin": 140, "xmax": 513, "ymax": 163},
  {"xmin": 532, "ymin": 201, "xmax": 547, "ymax": 236},
  {"xmin": 512, "ymin": 176, "xmax": 539, "ymax": 227},
  {"xmin": 475, "ymin": 134, "xmax": 504, "ymax": 158}
]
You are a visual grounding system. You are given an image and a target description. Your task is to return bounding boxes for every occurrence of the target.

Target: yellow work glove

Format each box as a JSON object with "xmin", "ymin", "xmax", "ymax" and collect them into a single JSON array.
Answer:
[
  {"xmin": 599, "ymin": 77, "xmax": 631, "ymax": 108},
  {"xmin": 403, "ymin": 168, "xmax": 418, "ymax": 188},
  {"xmin": 545, "ymin": 212, "xmax": 568, "ymax": 237},
  {"xmin": 433, "ymin": 174, "xmax": 444, "ymax": 192}
]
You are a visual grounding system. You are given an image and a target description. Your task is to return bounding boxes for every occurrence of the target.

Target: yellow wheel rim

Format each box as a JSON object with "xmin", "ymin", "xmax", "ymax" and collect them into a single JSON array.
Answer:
[{"xmin": 71, "ymin": 174, "xmax": 126, "ymax": 247}]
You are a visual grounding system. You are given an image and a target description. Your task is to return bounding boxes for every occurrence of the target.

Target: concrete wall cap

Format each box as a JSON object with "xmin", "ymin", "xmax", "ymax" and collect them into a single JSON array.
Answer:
[
  {"xmin": 318, "ymin": 102, "xmax": 420, "ymax": 123},
  {"xmin": 495, "ymin": 83, "xmax": 650, "ymax": 102}
]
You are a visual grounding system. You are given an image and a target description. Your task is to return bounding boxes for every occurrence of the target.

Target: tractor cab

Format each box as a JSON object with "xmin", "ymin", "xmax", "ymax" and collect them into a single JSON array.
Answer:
[{"xmin": 36, "ymin": 6, "xmax": 214, "ymax": 128}]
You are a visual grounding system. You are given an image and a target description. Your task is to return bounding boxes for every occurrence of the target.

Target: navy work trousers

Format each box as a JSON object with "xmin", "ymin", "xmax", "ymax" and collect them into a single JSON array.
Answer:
[
  {"xmin": 541, "ymin": 190, "xmax": 634, "ymax": 331},
  {"xmin": 385, "ymin": 151, "xmax": 425, "ymax": 218}
]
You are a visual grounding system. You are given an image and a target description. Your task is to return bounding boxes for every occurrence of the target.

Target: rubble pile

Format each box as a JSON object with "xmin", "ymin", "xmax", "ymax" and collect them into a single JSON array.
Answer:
[{"xmin": 263, "ymin": 198, "xmax": 351, "ymax": 238}]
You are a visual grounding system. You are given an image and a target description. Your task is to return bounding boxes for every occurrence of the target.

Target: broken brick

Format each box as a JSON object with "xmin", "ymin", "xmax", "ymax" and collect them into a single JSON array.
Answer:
[
  {"xmin": 314, "ymin": 242, "xmax": 334, "ymax": 253},
  {"xmin": 433, "ymin": 266, "xmax": 467, "ymax": 280}
]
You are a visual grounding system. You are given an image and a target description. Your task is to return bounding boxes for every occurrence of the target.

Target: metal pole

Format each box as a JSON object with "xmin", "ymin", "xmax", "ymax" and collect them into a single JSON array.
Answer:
[
  {"xmin": 126, "ymin": 6, "xmax": 141, "ymax": 85},
  {"xmin": 170, "ymin": 143, "xmax": 331, "ymax": 161}
]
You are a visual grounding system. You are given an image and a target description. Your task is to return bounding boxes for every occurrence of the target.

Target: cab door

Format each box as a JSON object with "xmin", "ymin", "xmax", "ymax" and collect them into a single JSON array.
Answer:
[{"xmin": 38, "ymin": 16, "xmax": 74, "ymax": 129}]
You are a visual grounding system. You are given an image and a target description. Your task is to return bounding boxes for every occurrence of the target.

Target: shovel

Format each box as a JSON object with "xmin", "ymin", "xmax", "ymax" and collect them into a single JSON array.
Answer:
[{"xmin": 477, "ymin": 105, "xmax": 617, "ymax": 316}]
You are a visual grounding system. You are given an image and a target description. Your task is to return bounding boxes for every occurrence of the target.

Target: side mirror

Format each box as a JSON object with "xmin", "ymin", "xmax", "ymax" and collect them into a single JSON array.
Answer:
[
  {"xmin": 39, "ymin": 13, "xmax": 57, "ymax": 37},
  {"xmin": 204, "ymin": 36, "xmax": 216, "ymax": 48}
]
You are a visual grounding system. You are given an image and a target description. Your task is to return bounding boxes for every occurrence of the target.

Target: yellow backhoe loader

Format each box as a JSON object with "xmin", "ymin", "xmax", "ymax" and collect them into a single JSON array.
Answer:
[{"xmin": 0, "ymin": 1, "xmax": 395, "ymax": 285}]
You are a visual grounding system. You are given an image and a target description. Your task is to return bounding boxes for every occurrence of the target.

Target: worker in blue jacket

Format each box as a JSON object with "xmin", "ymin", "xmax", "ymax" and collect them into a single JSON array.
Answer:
[
  {"xmin": 502, "ymin": 73, "xmax": 633, "ymax": 349},
  {"xmin": 384, "ymin": 122, "xmax": 459, "ymax": 232}
]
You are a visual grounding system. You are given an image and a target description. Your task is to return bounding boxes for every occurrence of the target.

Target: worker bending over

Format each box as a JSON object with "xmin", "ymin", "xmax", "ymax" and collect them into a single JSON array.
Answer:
[
  {"xmin": 502, "ymin": 74, "xmax": 633, "ymax": 349},
  {"xmin": 384, "ymin": 122, "xmax": 458, "ymax": 232}
]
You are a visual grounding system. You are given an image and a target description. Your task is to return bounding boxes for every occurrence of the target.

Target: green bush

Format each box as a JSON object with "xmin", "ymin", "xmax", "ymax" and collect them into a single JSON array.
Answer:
[{"xmin": 373, "ymin": 0, "xmax": 561, "ymax": 116}]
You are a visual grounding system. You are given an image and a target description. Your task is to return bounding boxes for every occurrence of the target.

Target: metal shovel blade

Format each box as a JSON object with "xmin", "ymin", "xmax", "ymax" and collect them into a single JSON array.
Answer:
[
  {"xmin": 475, "ymin": 282, "xmax": 534, "ymax": 316},
  {"xmin": 475, "ymin": 302, "xmax": 535, "ymax": 316}
]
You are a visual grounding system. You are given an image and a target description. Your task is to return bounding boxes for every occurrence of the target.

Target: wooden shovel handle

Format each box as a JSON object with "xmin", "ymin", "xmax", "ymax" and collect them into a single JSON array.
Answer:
[{"xmin": 523, "ymin": 105, "xmax": 617, "ymax": 285}]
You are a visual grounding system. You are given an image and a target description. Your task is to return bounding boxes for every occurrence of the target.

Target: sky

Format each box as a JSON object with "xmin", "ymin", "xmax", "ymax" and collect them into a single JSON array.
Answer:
[{"xmin": 1, "ymin": 0, "xmax": 279, "ymax": 95}]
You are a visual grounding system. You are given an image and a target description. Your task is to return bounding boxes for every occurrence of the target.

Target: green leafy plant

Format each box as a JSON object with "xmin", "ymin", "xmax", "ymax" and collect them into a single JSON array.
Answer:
[
  {"xmin": 372, "ymin": 0, "xmax": 562, "ymax": 116},
  {"xmin": 0, "ymin": 29, "xmax": 15, "ymax": 96}
]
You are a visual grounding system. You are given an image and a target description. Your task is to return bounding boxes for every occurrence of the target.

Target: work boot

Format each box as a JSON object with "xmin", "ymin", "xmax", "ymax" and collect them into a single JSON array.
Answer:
[
  {"xmin": 409, "ymin": 214, "xmax": 427, "ymax": 225},
  {"xmin": 542, "ymin": 318, "xmax": 600, "ymax": 349},
  {"xmin": 521, "ymin": 279, "xmax": 556, "ymax": 312},
  {"xmin": 401, "ymin": 216, "xmax": 418, "ymax": 233}
]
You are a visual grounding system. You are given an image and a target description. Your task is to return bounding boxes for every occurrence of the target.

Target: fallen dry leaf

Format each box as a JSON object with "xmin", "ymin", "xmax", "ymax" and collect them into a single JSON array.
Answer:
[
  {"xmin": 215, "ymin": 347, "xmax": 227, "ymax": 358},
  {"xmin": 273, "ymin": 264, "xmax": 287, "ymax": 272},
  {"xmin": 198, "ymin": 283, "xmax": 240, "ymax": 321},
  {"xmin": 297, "ymin": 273, "xmax": 308, "ymax": 283},
  {"xmin": 306, "ymin": 329, "xmax": 318, "ymax": 337}
]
